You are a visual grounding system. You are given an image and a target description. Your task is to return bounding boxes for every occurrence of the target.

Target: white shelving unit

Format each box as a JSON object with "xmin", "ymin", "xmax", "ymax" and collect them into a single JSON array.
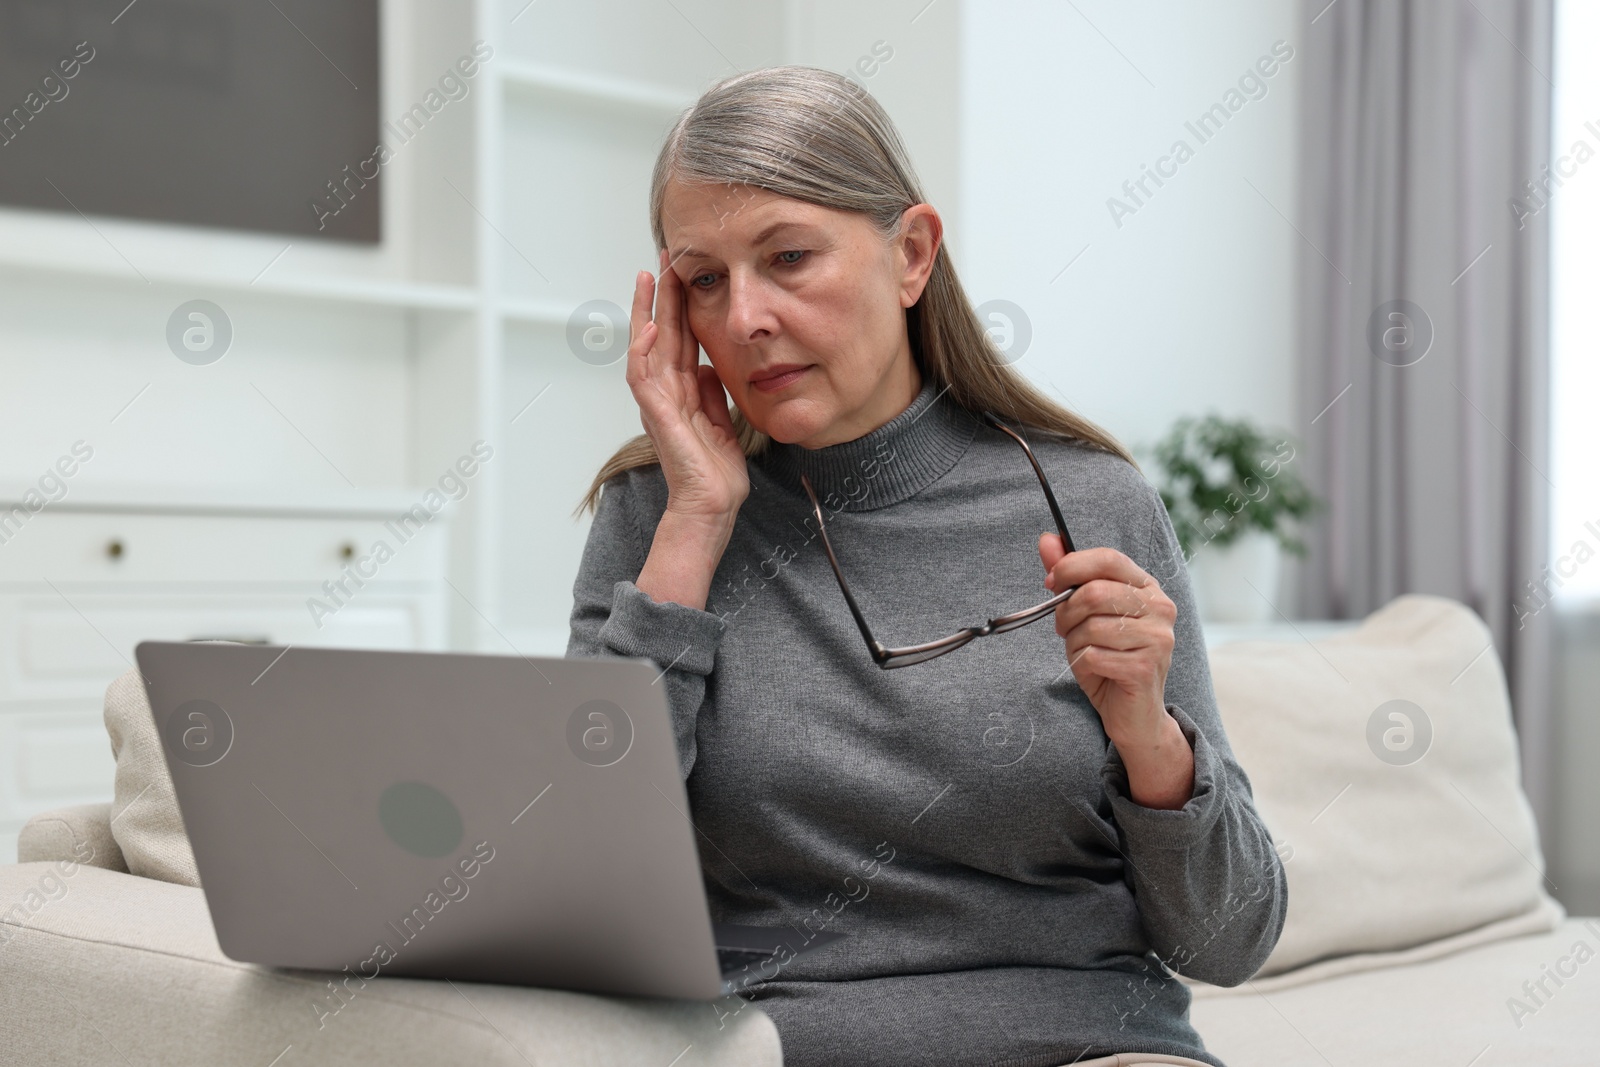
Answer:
[
  {"xmin": 498, "ymin": 58, "xmax": 696, "ymax": 114},
  {"xmin": 0, "ymin": 260, "xmax": 479, "ymax": 313},
  {"xmin": 0, "ymin": 0, "xmax": 961, "ymax": 664},
  {"xmin": 0, "ymin": 0, "xmax": 766, "ymax": 664}
]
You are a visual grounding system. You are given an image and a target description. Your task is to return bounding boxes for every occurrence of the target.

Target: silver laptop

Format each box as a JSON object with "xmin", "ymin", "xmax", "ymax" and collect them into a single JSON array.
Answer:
[{"xmin": 134, "ymin": 640, "xmax": 844, "ymax": 999}]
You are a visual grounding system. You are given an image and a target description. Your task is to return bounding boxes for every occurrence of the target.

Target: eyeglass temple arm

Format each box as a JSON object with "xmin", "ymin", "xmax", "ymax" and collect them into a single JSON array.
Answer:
[
  {"xmin": 981, "ymin": 412, "xmax": 1077, "ymax": 555},
  {"xmin": 799, "ymin": 474, "xmax": 893, "ymax": 662}
]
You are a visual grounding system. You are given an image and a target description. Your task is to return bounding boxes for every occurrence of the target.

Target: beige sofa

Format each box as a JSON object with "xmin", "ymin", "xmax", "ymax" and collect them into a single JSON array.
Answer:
[
  {"xmin": 1, "ymin": 807, "xmax": 777, "ymax": 1065},
  {"xmin": 3, "ymin": 595, "xmax": 1594, "ymax": 1066}
]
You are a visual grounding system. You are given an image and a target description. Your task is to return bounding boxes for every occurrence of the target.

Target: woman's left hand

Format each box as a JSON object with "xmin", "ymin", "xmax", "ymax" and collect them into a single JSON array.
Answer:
[{"xmin": 1038, "ymin": 534, "xmax": 1194, "ymax": 809}]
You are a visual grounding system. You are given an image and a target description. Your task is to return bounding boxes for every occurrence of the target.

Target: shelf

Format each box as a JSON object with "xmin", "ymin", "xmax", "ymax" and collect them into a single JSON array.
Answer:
[
  {"xmin": 216, "ymin": 273, "xmax": 478, "ymax": 312},
  {"xmin": 0, "ymin": 480, "xmax": 453, "ymax": 520},
  {"xmin": 0, "ymin": 257, "xmax": 479, "ymax": 313},
  {"xmin": 497, "ymin": 59, "xmax": 694, "ymax": 115},
  {"xmin": 498, "ymin": 296, "xmax": 573, "ymax": 327}
]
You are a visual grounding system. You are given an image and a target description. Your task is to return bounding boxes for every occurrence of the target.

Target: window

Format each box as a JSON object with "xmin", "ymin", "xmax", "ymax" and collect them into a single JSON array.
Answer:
[{"xmin": 1549, "ymin": 0, "xmax": 1600, "ymax": 605}]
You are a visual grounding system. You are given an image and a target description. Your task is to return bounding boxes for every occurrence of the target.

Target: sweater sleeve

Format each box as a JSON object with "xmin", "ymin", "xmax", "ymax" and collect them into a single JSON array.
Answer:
[
  {"xmin": 565, "ymin": 470, "xmax": 729, "ymax": 780},
  {"xmin": 1096, "ymin": 484, "xmax": 1289, "ymax": 987}
]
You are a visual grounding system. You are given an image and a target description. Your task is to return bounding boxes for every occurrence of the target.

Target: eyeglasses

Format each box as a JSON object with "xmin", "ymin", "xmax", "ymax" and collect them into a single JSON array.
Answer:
[{"xmin": 799, "ymin": 410, "xmax": 1080, "ymax": 669}]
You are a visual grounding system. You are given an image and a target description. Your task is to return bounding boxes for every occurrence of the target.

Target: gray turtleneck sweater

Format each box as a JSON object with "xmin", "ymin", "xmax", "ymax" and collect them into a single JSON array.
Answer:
[{"xmin": 566, "ymin": 378, "xmax": 1286, "ymax": 1067}]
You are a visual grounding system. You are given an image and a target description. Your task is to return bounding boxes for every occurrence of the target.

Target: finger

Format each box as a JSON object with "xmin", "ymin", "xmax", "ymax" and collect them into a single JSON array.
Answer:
[
  {"xmin": 1039, "ymin": 533, "xmax": 1067, "ymax": 587},
  {"xmin": 697, "ymin": 364, "xmax": 736, "ymax": 436},
  {"xmin": 1048, "ymin": 546, "xmax": 1152, "ymax": 595},
  {"xmin": 630, "ymin": 269, "xmax": 655, "ymax": 347},
  {"xmin": 1063, "ymin": 644, "xmax": 1163, "ymax": 688},
  {"xmin": 655, "ymin": 253, "xmax": 691, "ymax": 372},
  {"xmin": 628, "ymin": 321, "xmax": 659, "ymax": 378},
  {"xmin": 675, "ymin": 264, "xmax": 700, "ymax": 368},
  {"xmin": 1060, "ymin": 639, "xmax": 1098, "ymax": 684},
  {"xmin": 1061, "ymin": 612, "xmax": 1157, "ymax": 651},
  {"xmin": 627, "ymin": 271, "xmax": 657, "ymax": 380},
  {"xmin": 1054, "ymin": 577, "xmax": 1155, "ymax": 636}
]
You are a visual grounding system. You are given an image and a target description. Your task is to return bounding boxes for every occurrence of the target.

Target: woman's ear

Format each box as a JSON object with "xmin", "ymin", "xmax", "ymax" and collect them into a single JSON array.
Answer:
[{"xmin": 896, "ymin": 203, "xmax": 942, "ymax": 308}]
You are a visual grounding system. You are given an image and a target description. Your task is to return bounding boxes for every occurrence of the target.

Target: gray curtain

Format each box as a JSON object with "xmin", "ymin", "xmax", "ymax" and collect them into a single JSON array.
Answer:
[{"xmin": 1294, "ymin": 0, "xmax": 1557, "ymax": 830}]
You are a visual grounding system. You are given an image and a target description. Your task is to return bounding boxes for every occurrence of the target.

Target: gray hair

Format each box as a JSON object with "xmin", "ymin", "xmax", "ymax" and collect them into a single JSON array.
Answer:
[{"xmin": 579, "ymin": 66, "xmax": 1135, "ymax": 517}]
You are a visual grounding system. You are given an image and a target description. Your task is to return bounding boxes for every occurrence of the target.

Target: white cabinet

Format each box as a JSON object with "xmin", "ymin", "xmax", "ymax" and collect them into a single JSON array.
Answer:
[{"xmin": 0, "ymin": 485, "xmax": 451, "ymax": 862}]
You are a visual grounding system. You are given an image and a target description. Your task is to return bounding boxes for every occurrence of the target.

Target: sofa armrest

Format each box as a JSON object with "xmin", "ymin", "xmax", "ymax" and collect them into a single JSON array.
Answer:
[
  {"xmin": 17, "ymin": 803, "xmax": 128, "ymax": 872},
  {"xmin": 0, "ymin": 864, "xmax": 782, "ymax": 1067}
]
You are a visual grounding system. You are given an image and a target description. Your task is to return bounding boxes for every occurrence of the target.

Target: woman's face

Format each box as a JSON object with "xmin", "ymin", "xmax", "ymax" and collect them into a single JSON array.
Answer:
[{"xmin": 659, "ymin": 179, "xmax": 941, "ymax": 449}]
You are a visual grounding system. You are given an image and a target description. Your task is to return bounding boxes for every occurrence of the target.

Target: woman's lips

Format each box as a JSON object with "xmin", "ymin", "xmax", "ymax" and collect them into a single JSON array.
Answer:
[{"xmin": 750, "ymin": 366, "xmax": 810, "ymax": 393}]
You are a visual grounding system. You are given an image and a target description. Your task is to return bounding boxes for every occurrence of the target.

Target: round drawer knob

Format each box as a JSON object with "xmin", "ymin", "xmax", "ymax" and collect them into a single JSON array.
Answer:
[
  {"xmin": 339, "ymin": 541, "xmax": 356, "ymax": 561},
  {"xmin": 106, "ymin": 539, "xmax": 125, "ymax": 560}
]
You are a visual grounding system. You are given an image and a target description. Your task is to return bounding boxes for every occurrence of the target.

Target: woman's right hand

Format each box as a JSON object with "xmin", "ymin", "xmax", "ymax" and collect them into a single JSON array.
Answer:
[{"xmin": 625, "ymin": 249, "xmax": 750, "ymax": 529}]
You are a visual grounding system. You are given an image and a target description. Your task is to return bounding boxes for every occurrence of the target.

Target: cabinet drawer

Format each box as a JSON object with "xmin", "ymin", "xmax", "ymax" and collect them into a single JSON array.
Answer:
[
  {"xmin": 0, "ymin": 704, "xmax": 116, "ymax": 824},
  {"xmin": 0, "ymin": 510, "xmax": 447, "ymax": 585},
  {"xmin": 0, "ymin": 592, "xmax": 443, "ymax": 702}
]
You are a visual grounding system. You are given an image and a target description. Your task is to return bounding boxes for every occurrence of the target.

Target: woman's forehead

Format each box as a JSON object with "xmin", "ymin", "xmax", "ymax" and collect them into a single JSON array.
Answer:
[{"xmin": 661, "ymin": 182, "xmax": 844, "ymax": 257}]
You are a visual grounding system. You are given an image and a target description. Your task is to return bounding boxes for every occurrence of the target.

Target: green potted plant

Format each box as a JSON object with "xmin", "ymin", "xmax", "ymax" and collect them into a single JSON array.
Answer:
[{"xmin": 1146, "ymin": 414, "xmax": 1319, "ymax": 623}]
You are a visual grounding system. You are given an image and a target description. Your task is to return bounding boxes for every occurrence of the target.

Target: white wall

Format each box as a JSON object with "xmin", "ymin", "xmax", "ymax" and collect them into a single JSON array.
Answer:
[
  {"xmin": 783, "ymin": 0, "xmax": 961, "ymax": 245},
  {"xmin": 957, "ymin": 0, "xmax": 1302, "ymax": 458}
]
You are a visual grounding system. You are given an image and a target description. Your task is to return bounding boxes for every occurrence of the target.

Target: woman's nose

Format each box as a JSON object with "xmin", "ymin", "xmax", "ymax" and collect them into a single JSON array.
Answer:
[{"xmin": 725, "ymin": 272, "xmax": 777, "ymax": 342}]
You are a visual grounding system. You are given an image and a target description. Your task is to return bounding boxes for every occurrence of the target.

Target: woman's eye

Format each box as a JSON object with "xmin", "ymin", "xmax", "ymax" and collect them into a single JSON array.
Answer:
[
  {"xmin": 776, "ymin": 250, "xmax": 806, "ymax": 266},
  {"xmin": 691, "ymin": 272, "xmax": 717, "ymax": 288}
]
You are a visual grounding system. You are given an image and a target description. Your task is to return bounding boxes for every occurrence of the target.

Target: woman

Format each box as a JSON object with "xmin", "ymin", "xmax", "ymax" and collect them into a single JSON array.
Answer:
[{"xmin": 568, "ymin": 66, "xmax": 1286, "ymax": 1067}]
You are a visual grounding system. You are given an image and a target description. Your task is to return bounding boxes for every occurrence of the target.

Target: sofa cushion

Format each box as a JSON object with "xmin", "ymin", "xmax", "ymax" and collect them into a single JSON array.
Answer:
[
  {"xmin": 103, "ymin": 665, "xmax": 200, "ymax": 886},
  {"xmin": 0, "ymin": 862, "xmax": 781, "ymax": 1067},
  {"xmin": 1189, "ymin": 916, "xmax": 1600, "ymax": 1066},
  {"xmin": 1195, "ymin": 593, "xmax": 1559, "ymax": 987},
  {"xmin": 16, "ymin": 802, "xmax": 127, "ymax": 872}
]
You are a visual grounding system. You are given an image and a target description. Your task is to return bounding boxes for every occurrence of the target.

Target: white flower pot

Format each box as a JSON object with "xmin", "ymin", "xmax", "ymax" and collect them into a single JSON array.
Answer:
[{"xmin": 1186, "ymin": 529, "xmax": 1281, "ymax": 624}]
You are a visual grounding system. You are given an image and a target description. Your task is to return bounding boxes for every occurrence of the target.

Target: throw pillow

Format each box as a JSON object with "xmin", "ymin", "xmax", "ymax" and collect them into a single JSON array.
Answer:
[
  {"xmin": 1195, "ymin": 593, "xmax": 1560, "ymax": 989},
  {"xmin": 104, "ymin": 665, "xmax": 201, "ymax": 887}
]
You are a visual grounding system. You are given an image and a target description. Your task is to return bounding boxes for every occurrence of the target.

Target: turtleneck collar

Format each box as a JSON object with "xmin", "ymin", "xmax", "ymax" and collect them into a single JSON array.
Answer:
[{"xmin": 758, "ymin": 377, "xmax": 980, "ymax": 512}]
